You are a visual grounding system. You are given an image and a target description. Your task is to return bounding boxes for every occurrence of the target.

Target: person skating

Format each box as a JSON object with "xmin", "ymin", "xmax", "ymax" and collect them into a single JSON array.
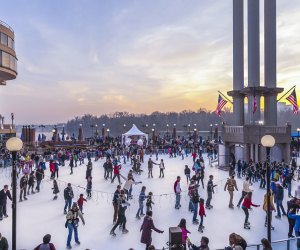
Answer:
[
  {"xmin": 77, "ymin": 194, "xmax": 87, "ymax": 214},
  {"xmin": 178, "ymin": 218, "xmax": 190, "ymax": 250},
  {"xmin": 110, "ymin": 190, "xmax": 130, "ymax": 236},
  {"xmin": 136, "ymin": 186, "xmax": 147, "ymax": 219},
  {"xmin": 19, "ymin": 173, "xmax": 29, "ymax": 202},
  {"xmin": 112, "ymin": 185, "xmax": 121, "ymax": 224},
  {"xmin": 0, "ymin": 185, "xmax": 12, "ymax": 220},
  {"xmin": 263, "ymin": 191, "xmax": 275, "ymax": 230},
  {"xmin": 287, "ymin": 195, "xmax": 300, "ymax": 238},
  {"xmin": 224, "ymin": 175, "xmax": 238, "ymax": 209},
  {"xmin": 288, "ymin": 208, "xmax": 300, "ymax": 249},
  {"xmin": 85, "ymin": 158, "xmax": 93, "ymax": 180},
  {"xmin": 27, "ymin": 171, "xmax": 35, "ymax": 195},
  {"xmin": 35, "ymin": 165, "xmax": 44, "ymax": 192},
  {"xmin": 241, "ymin": 192, "xmax": 260, "ymax": 229},
  {"xmin": 174, "ymin": 176, "xmax": 182, "ymax": 209},
  {"xmin": 111, "ymin": 161, "xmax": 122, "ymax": 184},
  {"xmin": 159, "ymin": 159, "xmax": 165, "ymax": 178},
  {"xmin": 69, "ymin": 157, "xmax": 74, "ymax": 175},
  {"xmin": 86, "ymin": 176, "xmax": 92, "ymax": 199},
  {"xmin": 146, "ymin": 192, "xmax": 154, "ymax": 212},
  {"xmin": 184, "ymin": 165, "xmax": 191, "ymax": 184},
  {"xmin": 33, "ymin": 234, "xmax": 56, "ymax": 250},
  {"xmin": 191, "ymin": 184, "xmax": 200, "ymax": 224},
  {"xmin": 123, "ymin": 177, "xmax": 142, "ymax": 200},
  {"xmin": 198, "ymin": 198, "xmax": 206, "ymax": 233},
  {"xmin": 52, "ymin": 179, "xmax": 59, "ymax": 200},
  {"xmin": 148, "ymin": 158, "xmax": 158, "ymax": 178},
  {"xmin": 274, "ymin": 182, "xmax": 287, "ymax": 219},
  {"xmin": 65, "ymin": 202, "xmax": 85, "ymax": 249},
  {"xmin": 205, "ymin": 175, "xmax": 217, "ymax": 209},
  {"xmin": 64, "ymin": 183, "xmax": 74, "ymax": 214},
  {"xmin": 140, "ymin": 211, "xmax": 164, "ymax": 250},
  {"xmin": 237, "ymin": 177, "xmax": 251, "ymax": 208}
]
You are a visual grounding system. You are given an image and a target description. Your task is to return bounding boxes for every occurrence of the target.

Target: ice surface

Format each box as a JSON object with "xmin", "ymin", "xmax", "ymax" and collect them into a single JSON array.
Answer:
[{"xmin": 0, "ymin": 153, "xmax": 296, "ymax": 250}]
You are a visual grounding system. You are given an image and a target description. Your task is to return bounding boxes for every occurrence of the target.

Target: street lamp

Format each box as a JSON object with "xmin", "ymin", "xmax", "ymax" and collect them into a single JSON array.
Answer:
[
  {"xmin": 166, "ymin": 124, "xmax": 169, "ymax": 137},
  {"xmin": 210, "ymin": 124, "xmax": 213, "ymax": 141},
  {"xmin": 123, "ymin": 124, "xmax": 126, "ymax": 133},
  {"xmin": 6, "ymin": 137, "xmax": 23, "ymax": 250},
  {"xmin": 107, "ymin": 128, "xmax": 110, "ymax": 138},
  {"xmin": 261, "ymin": 135, "xmax": 276, "ymax": 243},
  {"xmin": 297, "ymin": 128, "xmax": 300, "ymax": 157}
]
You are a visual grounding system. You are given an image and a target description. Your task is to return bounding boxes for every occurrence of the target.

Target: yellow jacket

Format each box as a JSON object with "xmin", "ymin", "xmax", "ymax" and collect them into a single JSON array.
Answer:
[{"xmin": 263, "ymin": 194, "xmax": 275, "ymax": 211}]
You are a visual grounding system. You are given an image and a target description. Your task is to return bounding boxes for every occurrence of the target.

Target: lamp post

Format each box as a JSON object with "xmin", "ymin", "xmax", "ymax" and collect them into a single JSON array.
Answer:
[
  {"xmin": 95, "ymin": 124, "xmax": 98, "ymax": 138},
  {"xmin": 6, "ymin": 137, "xmax": 23, "ymax": 250},
  {"xmin": 261, "ymin": 135, "xmax": 276, "ymax": 243},
  {"xmin": 145, "ymin": 124, "xmax": 148, "ymax": 134},
  {"xmin": 166, "ymin": 124, "xmax": 169, "ymax": 137},
  {"xmin": 210, "ymin": 124, "xmax": 213, "ymax": 141},
  {"xmin": 188, "ymin": 124, "xmax": 191, "ymax": 136},
  {"xmin": 123, "ymin": 124, "xmax": 126, "ymax": 133},
  {"xmin": 297, "ymin": 128, "xmax": 300, "ymax": 157},
  {"xmin": 107, "ymin": 128, "xmax": 110, "ymax": 138}
]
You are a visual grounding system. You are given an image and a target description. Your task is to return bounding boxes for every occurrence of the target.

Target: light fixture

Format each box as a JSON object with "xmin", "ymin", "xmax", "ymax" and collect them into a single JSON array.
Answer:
[
  {"xmin": 6, "ymin": 137, "xmax": 23, "ymax": 151},
  {"xmin": 261, "ymin": 135, "xmax": 275, "ymax": 148}
]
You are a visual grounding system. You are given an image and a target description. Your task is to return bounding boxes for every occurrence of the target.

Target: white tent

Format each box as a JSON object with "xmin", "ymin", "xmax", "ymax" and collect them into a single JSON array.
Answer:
[{"xmin": 122, "ymin": 124, "xmax": 148, "ymax": 145}]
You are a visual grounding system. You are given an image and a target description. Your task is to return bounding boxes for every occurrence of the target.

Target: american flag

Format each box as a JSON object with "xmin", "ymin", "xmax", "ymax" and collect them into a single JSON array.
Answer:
[
  {"xmin": 215, "ymin": 94, "xmax": 227, "ymax": 117},
  {"xmin": 286, "ymin": 89, "xmax": 298, "ymax": 114}
]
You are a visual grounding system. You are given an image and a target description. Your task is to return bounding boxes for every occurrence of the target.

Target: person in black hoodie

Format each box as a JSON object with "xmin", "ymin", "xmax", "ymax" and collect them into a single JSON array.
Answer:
[
  {"xmin": 35, "ymin": 165, "xmax": 44, "ymax": 192},
  {"xmin": 0, "ymin": 185, "xmax": 12, "ymax": 220},
  {"xmin": 275, "ymin": 183, "xmax": 287, "ymax": 218},
  {"xmin": 184, "ymin": 165, "xmax": 191, "ymax": 184},
  {"xmin": 19, "ymin": 173, "xmax": 29, "ymax": 202},
  {"xmin": 27, "ymin": 171, "xmax": 35, "ymax": 195},
  {"xmin": 64, "ymin": 183, "xmax": 74, "ymax": 214}
]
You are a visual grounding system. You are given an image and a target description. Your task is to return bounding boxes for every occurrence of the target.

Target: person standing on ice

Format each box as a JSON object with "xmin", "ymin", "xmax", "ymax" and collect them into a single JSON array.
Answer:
[
  {"xmin": 147, "ymin": 158, "xmax": 158, "ymax": 178},
  {"xmin": 159, "ymin": 159, "xmax": 165, "ymax": 178},
  {"xmin": 237, "ymin": 177, "xmax": 251, "ymax": 208},
  {"xmin": 64, "ymin": 183, "xmax": 74, "ymax": 214},
  {"xmin": 140, "ymin": 210, "xmax": 164, "ymax": 250},
  {"xmin": 52, "ymin": 179, "xmax": 59, "ymax": 200},
  {"xmin": 19, "ymin": 172, "xmax": 29, "ymax": 202},
  {"xmin": 66, "ymin": 202, "xmax": 85, "ymax": 249},
  {"xmin": 174, "ymin": 176, "xmax": 182, "ymax": 209},
  {"xmin": 110, "ymin": 190, "xmax": 130, "ymax": 236},
  {"xmin": 224, "ymin": 175, "xmax": 238, "ymax": 209},
  {"xmin": 0, "ymin": 185, "xmax": 12, "ymax": 221},
  {"xmin": 205, "ymin": 175, "xmax": 217, "ymax": 209},
  {"xmin": 136, "ymin": 186, "xmax": 147, "ymax": 219},
  {"xmin": 241, "ymin": 192, "xmax": 260, "ymax": 229},
  {"xmin": 111, "ymin": 160, "xmax": 122, "ymax": 184}
]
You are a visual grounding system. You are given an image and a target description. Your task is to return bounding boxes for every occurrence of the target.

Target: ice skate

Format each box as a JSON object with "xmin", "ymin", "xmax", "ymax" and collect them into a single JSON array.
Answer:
[
  {"xmin": 122, "ymin": 228, "xmax": 129, "ymax": 234},
  {"xmin": 244, "ymin": 223, "xmax": 250, "ymax": 230},
  {"xmin": 110, "ymin": 231, "xmax": 116, "ymax": 236}
]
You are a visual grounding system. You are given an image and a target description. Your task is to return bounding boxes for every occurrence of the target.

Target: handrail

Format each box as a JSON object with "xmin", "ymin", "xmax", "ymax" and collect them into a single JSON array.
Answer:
[{"xmin": 0, "ymin": 20, "xmax": 14, "ymax": 32}]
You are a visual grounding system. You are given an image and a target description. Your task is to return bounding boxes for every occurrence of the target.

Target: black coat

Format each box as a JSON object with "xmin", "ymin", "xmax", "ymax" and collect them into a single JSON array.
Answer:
[
  {"xmin": 20, "ymin": 176, "xmax": 28, "ymax": 188},
  {"xmin": 0, "ymin": 189, "xmax": 12, "ymax": 205}
]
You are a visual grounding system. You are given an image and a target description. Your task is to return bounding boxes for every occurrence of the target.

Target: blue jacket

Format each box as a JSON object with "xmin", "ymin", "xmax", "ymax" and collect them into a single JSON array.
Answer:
[
  {"xmin": 139, "ymin": 191, "xmax": 146, "ymax": 202},
  {"xmin": 288, "ymin": 212, "xmax": 300, "ymax": 233}
]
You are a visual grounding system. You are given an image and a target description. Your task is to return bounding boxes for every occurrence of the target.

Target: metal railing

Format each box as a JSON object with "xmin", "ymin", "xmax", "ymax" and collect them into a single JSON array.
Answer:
[{"xmin": 0, "ymin": 20, "xmax": 14, "ymax": 32}]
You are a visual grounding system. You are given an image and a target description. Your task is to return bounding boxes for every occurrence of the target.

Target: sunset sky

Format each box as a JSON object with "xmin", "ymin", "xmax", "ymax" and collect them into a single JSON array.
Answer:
[{"xmin": 0, "ymin": 0, "xmax": 299, "ymax": 124}]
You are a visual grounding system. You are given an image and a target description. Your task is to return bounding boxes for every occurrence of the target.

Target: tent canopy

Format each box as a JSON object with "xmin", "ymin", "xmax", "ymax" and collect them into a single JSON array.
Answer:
[{"xmin": 122, "ymin": 124, "xmax": 148, "ymax": 145}]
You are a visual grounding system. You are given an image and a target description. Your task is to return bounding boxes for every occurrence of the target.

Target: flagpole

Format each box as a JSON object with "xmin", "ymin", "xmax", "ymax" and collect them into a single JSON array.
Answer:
[
  {"xmin": 218, "ymin": 91, "xmax": 233, "ymax": 104},
  {"xmin": 277, "ymin": 85, "xmax": 296, "ymax": 102}
]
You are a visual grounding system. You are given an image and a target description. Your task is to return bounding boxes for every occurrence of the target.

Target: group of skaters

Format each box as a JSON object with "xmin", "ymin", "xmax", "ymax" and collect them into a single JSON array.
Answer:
[{"xmin": 0, "ymin": 141, "xmax": 299, "ymax": 250}]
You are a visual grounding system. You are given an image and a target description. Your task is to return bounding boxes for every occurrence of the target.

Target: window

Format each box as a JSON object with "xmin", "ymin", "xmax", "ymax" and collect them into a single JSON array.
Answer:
[
  {"xmin": 9, "ymin": 55, "xmax": 15, "ymax": 70},
  {"xmin": 1, "ymin": 51, "xmax": 10, "ymax": 67},
  {"xmin": 0, "ymin": 33, "xmax": 8, "ymax": 46},
  {"xmin": 8, "ymin": 37, "xmax": 14, "ymax": 49}
]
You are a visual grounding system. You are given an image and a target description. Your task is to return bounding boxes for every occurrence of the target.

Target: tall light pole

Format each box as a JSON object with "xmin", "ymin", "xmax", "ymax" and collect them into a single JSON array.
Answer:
[
  {"xmin": 123, "ymin": 124, "xmax": 126, "ymax": 133},
  {"xmin": 297, "ymin": 128, "xmax": 300, "ymax": 157},
  {"xmin": 166, "ymin": 124, "xmax": 169, "ymax": 137},
  {"xmin": 6, "ymin": 137, "xmax": 23, "ymax": 250},
  {"xmin": 210, "ymin": 124, "xmax": 213, "ymax": 141},
  {"xmin": 261, "ymin": 135, "xmax": 276, "ymax": 243}
]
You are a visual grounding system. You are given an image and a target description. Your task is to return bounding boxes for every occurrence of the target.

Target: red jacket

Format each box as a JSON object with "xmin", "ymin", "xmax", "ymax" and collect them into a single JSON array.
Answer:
[
  {"xmin": 199, "ymin": 203, "xmax": 206, "ymax": 216},
  {"xmin": 77, "ymin": 196, "xmax": 87, "ymax": 206},
  {"xmin": 114, "ymin": 165, "xmax": 121, "ymax": 175},
  {"xmin": 49, "ymin": 162, "xmax": 55, "ymax": 173},
  {"xmin": 242, "ymin": 197, "xmax": 259, "ymax": 209}
]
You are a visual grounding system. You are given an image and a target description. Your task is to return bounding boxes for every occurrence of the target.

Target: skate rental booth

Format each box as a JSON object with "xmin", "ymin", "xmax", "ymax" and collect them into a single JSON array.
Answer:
[{"xmin": 122, "ymin": 124, "xmax": 148, "ymax": 146}]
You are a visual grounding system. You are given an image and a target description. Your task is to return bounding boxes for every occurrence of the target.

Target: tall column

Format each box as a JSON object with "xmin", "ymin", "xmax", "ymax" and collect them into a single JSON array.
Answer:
[
  {"xmin": 264, "ymin": 0, "xmax": 277, "ymax": 125},
  {"xmin": 233, "ymin": 0, "xmax": 244, "ymax": 125},
  {"xmin": 248, "ymin": 0, "xmax": 260, "ymax": 123}
]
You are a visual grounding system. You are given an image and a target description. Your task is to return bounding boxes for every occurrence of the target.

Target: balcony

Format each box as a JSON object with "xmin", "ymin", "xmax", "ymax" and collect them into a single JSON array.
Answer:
[{"xmin": 222, "ymin": 125, "xmax": 291, "ymax": 144}]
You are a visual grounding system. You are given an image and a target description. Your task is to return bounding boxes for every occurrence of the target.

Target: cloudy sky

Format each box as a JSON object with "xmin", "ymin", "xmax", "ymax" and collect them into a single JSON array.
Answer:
[{"xmin": 0, "ymin": 0, "xmax": 299, "ymax": 124}]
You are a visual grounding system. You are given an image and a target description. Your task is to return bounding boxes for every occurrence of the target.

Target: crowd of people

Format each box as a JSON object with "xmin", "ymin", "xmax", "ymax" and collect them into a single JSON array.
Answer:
[{"xmin": 0, "ymin": 136, "xmax": 299, "ymax": 250}]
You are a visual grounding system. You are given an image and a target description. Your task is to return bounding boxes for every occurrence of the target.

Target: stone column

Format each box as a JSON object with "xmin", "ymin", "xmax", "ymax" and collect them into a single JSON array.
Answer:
[
  {"xmin": 233, "ymin": 0, "xmax": 244, "ymax": 125},
  {"xmin": 248, "ymin": 0, "xmax": 260, "ymax": 123},
  {"xmin": 264, "ymin": 0, "xmax": 277, "ymax": 125}
]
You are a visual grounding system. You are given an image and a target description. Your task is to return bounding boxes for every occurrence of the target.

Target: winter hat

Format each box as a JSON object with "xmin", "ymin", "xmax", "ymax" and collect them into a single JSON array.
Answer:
[
  {"xmin": 43, "ymin": 234, "xmax": 51, "ymax": 244},
  {"xmin": 72, "ymin": 202, "xmax": 78, "ymax": 207}
]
